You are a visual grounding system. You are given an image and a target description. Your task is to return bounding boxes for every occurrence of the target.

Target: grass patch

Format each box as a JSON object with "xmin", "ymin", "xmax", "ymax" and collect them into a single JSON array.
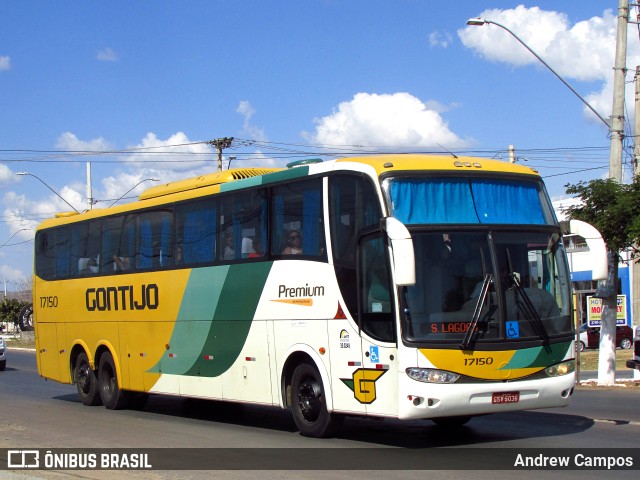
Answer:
[
  {"xmin": 578, "ymin": 347, "xmax": 632, "ymax": 371},
  {"xmin": 3, "ymin": 331, "xmax": 35, "ymax": 349}
]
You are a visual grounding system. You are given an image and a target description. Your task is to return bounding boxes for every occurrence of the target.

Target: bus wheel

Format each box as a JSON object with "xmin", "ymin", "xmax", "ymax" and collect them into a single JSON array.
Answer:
[
  {"xmin": 98, "ymin": 351, "xmax": 130, "ymax": 410},
  {"xmin": 290, "ymin": 363, "xmax": 342, "ymax": 438},
  {"xmin": 74, "ymin": 352, "xmax": 101, "ymax": 406}
]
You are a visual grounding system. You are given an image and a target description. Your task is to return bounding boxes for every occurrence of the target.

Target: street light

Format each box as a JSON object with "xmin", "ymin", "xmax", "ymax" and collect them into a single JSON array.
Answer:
[
  {"xmin": 16, "ymin": 171, "xmax": 80, "ymax": 213},
  {"xmin": 108, "ymin": 178, "xmax": 160, "ymax": 207},
  {"xmin": 466, "ymin": 17, "xmax": 611, "ymax": 129},
  {"xmin": 0, "ymin": 228, "xmax": 28, "ymax": 249}
]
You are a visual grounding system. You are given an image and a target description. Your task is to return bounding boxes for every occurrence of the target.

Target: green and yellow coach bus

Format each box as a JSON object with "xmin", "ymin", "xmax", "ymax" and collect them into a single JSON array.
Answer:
[{"xmin": 33, "ymin": 154, "xmax": 577, "ymax": 437}]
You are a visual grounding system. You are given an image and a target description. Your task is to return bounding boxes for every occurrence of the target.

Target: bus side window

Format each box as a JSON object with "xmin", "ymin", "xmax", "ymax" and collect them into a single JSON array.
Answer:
[
  {"xmin": 177, "ymin": 200, "xmax": 215, "ymax": 265},
  {"xmin": 136, "ymin": 210, "xmax": 173, "ymax": 269},
  {"xmin": 101, "ymin": 216, "xmax": 122, "ymax": 273},
  {"xmin": 271, "ymin": 178, "xmax": 324, "ymax": 258},
  {"xmin": 360, "ymin": 235, "xmax": 395, "ymax": 343},
  {"xmin": 35, "ymin": 231, "xmax": 54, "ymax": 280},
  {"xmin": 237, "ymin": 189, "xmax": 267, "ymax": 259},
  {"xmin": 329, "ymin": 174, "xmax": 382, "ymax": 318},
  {"xmin": 70, "ymin": 222, "xmax": 88, "ymax": 276}
]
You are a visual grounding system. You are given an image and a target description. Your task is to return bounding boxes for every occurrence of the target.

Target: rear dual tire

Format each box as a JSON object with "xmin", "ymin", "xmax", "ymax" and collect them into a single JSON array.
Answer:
[
  {"xmin": 98, "ymin": 351, "xmax": 131, "ymax": 410},
  {"xmin": 74, "ymin": 352, "xmax": 101, "ymax": 406}
]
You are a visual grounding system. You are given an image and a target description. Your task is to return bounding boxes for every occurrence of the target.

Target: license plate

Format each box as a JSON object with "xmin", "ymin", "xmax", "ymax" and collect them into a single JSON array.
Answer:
[{"xmin": 492, "ymin": 392, "xmax": 520, "ymax": 404}]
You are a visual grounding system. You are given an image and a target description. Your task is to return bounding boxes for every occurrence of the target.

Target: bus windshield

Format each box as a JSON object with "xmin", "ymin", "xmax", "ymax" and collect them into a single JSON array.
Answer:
[
  {"xmin": 387, "ymin": 176, "xmax": 556, "ymax": 225},
  {"xmin": 402, "ymin": 230, "xmax": 572, "ymax": 344}
]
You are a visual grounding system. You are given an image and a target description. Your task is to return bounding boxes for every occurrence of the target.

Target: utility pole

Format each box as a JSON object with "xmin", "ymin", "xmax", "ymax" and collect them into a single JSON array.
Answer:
[
  {"xmin": 597, "ymin": 0, "xmax": 628, "ymax": 386},
  {"xmin": 634, "ymin": 64, "xmax": 640, "ymax": 379},
  {"xmin": 207, "ymin": 137, "xmax": 234, "ymax": 172},
  {"xmin": 635, "ymin": 66, "xmax": 640, "ymax": 178},
  {"xmin": 609, "ymin": 0, "xmax": 628, "ymax": 183},
  {"xmin": 86, "ymin": 162, "xmax": 93, "ymax": 211}
]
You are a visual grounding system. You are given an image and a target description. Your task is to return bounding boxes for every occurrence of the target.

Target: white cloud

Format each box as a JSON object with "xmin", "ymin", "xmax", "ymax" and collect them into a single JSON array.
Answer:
[
  {"xmin": 459, "ymin": 6, "xmax": 619, "ymax": 81},
  {"xmin": 0, "ymin": 56, "xmax": 10, "ymax": 71},
  {"xmin": 11, "ymin": 129, "xmax": 283, "ymax": 218},
  {"xmin": 429, "ymin": 31, "xmax": 452, "ymax": 48},
  {"xmin": 120, "ymin": 131, "xmax": 214, "ymax": 172},
  {"xmin": 237, "ymin": 100, "xmax": 267, "ymax": 141},
  {"xmin": 459, "ymin": 6, "xmax": 640, "ymax": 126},
  {"xmin": 97, "ymin": 48, "xmax": 119, "ymax": 62},
  {"xmin": 56, "ymin": 132, "xmax": 112, "ymax": 152},
  {"xmin": 99, "ymin": 171, "xmax": 163, "ymax": 206},
  {"xmin": 2, "ymin": 193, "xmax": 59, "ymax": 234},
  {"xmin": 0, "ymin": 164, "xmax": 13, "ymax": 186},
  {"xmin": 304, "ymin": 92, "xmax": 469, "ymax": 149}
]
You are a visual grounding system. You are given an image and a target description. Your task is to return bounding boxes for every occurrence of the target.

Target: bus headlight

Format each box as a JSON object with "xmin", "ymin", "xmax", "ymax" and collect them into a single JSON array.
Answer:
[
  {"xmin": 545, "ymin": 360, "xmax": 576, "ymax": 377},
  {"xmin": 406, "ymin": 368, "xmax": 460, "ymax": 384}
]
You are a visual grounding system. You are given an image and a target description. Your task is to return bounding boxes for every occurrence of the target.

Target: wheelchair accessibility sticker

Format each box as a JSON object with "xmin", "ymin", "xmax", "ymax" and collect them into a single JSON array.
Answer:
[
  {"xmin": 506, "ymin": 321, "xmax": 520, "ymax": 338},
  {"xmin": 369, "ymin": 346, "xmax": 379, "ymax": 363}
]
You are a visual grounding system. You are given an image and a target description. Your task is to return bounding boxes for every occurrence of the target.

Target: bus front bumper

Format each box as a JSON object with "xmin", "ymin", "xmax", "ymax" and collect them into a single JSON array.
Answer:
[{"xmin": 398, "ymin": 372, "xmax": 575, "ymax": 421}]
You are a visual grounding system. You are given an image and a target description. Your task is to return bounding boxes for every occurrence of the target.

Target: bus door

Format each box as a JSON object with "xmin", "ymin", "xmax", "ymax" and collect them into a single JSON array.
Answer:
[
  {"xmin": 357, "ymin": 234, "xmax": 398, "ymax": 416},
  {"xmin": 36, "ymin": 321, "xmax": 65, "ymax": 382}
]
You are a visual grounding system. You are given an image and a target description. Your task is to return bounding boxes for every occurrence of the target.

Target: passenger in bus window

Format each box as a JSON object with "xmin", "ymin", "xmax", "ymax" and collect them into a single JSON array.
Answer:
[
  {"xmin": 78, "ymin": 257, "xmax": 92, "ymax": 274},
  {"xmin": 282, "ymin": 230, "xmax": 302, "ymax": 255},
  {"xmin": 248, "ymin": 237, "xmax": 263, "ymax": 258},
  {"xmin": 87, "ymin": 255, "xmax": 99, "ymax": 273},
  {"xmin": 223, "ymin": 232, "xmax": 235, "ymax": 260},
  {"xmin": 241, "ymin": 236, "xmax": 255, "ymax": 258},
  {"xmin": 113, "ymin": 254, "xmax": 130, "ymax": 271},
  {"xmin": 175, "ymin": 243, "xmax": 183, "ymax": 265}
]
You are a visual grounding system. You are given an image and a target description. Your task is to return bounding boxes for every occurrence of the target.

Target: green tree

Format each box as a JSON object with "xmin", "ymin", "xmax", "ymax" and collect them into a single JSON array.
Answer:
[
  {"xmin": 0, "ymin": 297, "xmax": 26, "ymax": 326},
  {"xmin": 565, "ymin": 176, "xmax": 640, "ymax": 384},
  {"xmin": 565, "ymin": 177, "xmax": 640, "ymax": 257}
]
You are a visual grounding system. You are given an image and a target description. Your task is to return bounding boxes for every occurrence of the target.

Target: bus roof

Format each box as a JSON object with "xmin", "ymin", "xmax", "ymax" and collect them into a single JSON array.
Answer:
[
  {"xmin": 334, "ymin": 154, "xmax": 540, "ymax": 177},
  {"xmin": 34, "ymin": 154, "xmax": 541, "ymax": 230}
]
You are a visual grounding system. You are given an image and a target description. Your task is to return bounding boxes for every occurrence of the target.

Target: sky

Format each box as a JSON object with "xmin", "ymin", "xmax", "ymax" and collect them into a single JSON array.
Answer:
[{"xmin": 1, "ymin": 0, "xmax": 639, "ymax": 291}]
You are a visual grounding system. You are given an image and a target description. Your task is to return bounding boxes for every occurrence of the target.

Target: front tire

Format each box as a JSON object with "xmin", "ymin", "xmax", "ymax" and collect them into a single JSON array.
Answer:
[
  {"xmin": 290, "ymin": 363, "xmax": 342, "ymax": 438},
  {"xmin": 74, "ymin": 352, "xmax": 101, "ymax": 406},
  {"xmin": 98, "ymin": 351, "xmax": 130, "ymax": 409}
]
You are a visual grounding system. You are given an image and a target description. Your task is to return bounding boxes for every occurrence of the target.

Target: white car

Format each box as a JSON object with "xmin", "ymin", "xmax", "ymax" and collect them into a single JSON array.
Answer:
[
  {"xmin": 578, "ymin": 323, "xmax": 588, "ymax": 352},
  {"xmin": 0, "ymin": 336, "xmax": 6, "ymax": 371}
]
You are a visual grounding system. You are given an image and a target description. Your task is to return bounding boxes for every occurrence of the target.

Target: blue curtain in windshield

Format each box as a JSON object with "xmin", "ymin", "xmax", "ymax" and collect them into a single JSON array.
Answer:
[
  {"xmin": 389, "ymin": 179, "xmax": 478, "ymax": 224},
  {"xmin": 471, "ymin": 179, "xmax": 545, "ymax": 224},
  {"xmin": 389, "ymin": 178, "xmax": 547, "ymax": 225}
]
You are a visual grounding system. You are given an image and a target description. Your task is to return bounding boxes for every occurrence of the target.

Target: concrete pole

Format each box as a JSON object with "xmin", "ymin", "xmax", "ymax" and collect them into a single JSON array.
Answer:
[
  {"xmin": 636, "ymin": 66, "xmax": 640, "ymax": 177},
  {"xmin": 634, "ymin": 66, "xmax": 640, "ymax": 338},
  {"xmin": 598, "ymin": 0, "xmax": 628, "ymax": 386},
  {"xmin": 633, "ymin": 65, "xmax": 640, "ymax": 381},
  {"xmin": 86, "ymin": 162, "xmax": 93, "ymax": 211},
  {"xmin": 608, "ymin": 0, "xmax": 627, "ymax": 183}
]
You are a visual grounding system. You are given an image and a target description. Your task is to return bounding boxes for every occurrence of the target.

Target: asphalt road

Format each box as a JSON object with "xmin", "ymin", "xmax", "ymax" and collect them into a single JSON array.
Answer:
[{"xmin": 1, "ymin": 348, "xmax": 639, "ymax": 480}]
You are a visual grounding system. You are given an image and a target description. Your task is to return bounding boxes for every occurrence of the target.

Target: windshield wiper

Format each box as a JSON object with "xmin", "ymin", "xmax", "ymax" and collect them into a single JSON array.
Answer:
[
  {"xmin": 510, "ymin": 273, "xmax": 551, "ymax": 351},
  {"xmin": 460, "ymin": 273, "xmax": 496, "ymax": 350}
]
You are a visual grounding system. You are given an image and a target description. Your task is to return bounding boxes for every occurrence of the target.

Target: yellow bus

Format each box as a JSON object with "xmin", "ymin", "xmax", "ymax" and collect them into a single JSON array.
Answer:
[{"xmin": 34, "ymin": 154, "xmax": 577, "ymax": 437}]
